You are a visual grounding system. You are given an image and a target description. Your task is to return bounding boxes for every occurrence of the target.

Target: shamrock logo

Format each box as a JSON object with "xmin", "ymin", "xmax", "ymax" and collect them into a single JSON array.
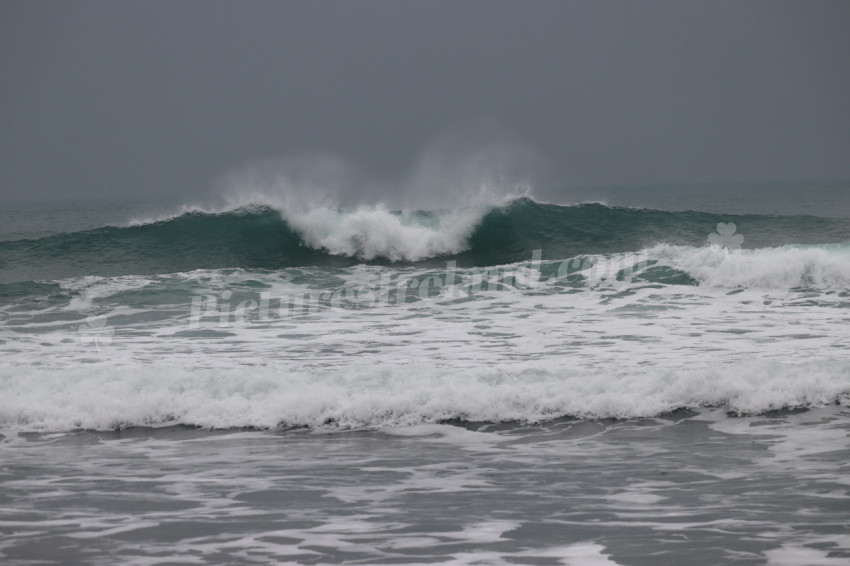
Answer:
[
  {"xmin": 708, "ymin": 222, "xmax": 744, "ymax": 249},
  {"xmin": 78, "ymin": 315, "xmax": 115, "ymax": 352}
]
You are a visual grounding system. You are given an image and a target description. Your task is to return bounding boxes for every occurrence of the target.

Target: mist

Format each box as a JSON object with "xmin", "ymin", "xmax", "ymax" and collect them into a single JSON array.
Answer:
[{"xmin": 217, "ymin": 123, "xmax": 546, "ymax": 213}]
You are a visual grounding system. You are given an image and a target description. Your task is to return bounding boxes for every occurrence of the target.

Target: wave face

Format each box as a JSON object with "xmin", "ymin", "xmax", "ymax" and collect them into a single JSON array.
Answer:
[{"xmin": 3, "ymin": 198, "xmax": 850, "ymax": 283}]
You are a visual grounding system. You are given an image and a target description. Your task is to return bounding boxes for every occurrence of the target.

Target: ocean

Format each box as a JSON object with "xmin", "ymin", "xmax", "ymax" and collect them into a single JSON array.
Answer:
[{"xmin": 1, "ymin": 182, "xmax": 849, "ymax": 565}]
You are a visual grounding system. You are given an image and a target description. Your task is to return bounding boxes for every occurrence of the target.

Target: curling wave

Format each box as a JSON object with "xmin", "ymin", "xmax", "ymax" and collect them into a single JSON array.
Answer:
[{"xmin": 1, "ymin": 197, "xmax": 849, "ymax": 283}]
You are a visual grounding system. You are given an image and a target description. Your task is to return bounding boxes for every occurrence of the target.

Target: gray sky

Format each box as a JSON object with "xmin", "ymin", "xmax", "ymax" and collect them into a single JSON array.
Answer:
[{"xmin": 2, "ymin": 0, "xmax": 849, "ymax": 201}]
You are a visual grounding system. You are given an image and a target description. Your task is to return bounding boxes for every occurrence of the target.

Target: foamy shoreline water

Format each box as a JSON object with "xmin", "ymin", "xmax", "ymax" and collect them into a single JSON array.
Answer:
[{"xmin": 2, "ymin": 407, "xmax": 848, "ymax": 565}]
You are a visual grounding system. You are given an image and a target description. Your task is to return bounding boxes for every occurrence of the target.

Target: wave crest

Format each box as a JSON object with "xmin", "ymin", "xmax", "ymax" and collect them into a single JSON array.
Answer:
[{"xmin": 281, "ymin": 205, "xmax": 483, "ymax": 262}]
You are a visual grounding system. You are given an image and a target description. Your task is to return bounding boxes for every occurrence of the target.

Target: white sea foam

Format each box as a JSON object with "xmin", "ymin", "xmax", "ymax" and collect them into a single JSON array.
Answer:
[
  {"xmin": 764, "ymin": 543, "xmax": 850, "ymax": 566},
  {"xmin": 1, "ymin": 358, "xmax": 848, "ymax": 432}
]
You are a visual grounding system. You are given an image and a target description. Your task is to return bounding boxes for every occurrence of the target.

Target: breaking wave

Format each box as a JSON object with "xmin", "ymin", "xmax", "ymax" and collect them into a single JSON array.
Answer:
[{"xmin": 2, "ymin": 197, "xmax": 849, "ymax": 283}]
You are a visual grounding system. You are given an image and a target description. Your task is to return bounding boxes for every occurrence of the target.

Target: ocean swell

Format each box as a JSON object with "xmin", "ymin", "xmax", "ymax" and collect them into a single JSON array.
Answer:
[{"xmin": 1, "ymin": 197, "xmax": 849, "ymax": 284}]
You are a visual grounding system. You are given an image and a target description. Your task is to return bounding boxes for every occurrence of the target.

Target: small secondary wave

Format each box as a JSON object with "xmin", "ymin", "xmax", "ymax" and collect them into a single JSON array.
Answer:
[
  {"xmin": 650, "ymin": 243, "xmax": 850, "ymax": 289},
  {"xmin": 547, "ymin": 243, "xmax": 850, "ymax": 290},
  {"xmin": 1, "ymin": 359, "xmax": 848, "ymax": 431}
]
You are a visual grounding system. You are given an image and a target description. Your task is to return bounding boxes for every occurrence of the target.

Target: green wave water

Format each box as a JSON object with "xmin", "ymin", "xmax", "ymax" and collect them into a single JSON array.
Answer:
[{"xmin": 1, "ymin": 198, "xmax": 849, "ymax": 283}]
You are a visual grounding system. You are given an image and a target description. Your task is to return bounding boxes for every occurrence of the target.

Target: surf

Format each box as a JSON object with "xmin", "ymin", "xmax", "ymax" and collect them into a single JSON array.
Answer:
[{"xmin": 2, "ymin": 358, "xmax": 848, "ymax": 431}]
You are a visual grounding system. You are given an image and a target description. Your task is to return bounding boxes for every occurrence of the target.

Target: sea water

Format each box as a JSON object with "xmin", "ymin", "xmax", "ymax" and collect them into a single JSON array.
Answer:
[{"xmin": 1, "ymin": 183, "xmax": 849, "ymax": 564}]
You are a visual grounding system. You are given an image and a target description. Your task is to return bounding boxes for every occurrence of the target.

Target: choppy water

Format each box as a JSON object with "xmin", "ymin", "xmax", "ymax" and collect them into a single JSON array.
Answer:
[{"xmin": 1, "ymin": 182, "xmax": 849, "ymax": 564}]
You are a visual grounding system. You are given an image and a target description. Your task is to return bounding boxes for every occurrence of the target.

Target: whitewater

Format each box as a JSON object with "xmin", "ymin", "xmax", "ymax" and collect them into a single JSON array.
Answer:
[{"xmin": 2, "ymin": 194, "xmax": 849, "ymax": 431}]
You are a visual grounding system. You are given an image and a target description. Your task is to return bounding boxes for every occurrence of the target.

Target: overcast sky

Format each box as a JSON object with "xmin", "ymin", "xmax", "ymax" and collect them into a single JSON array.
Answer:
[{"xmin": 1, "ymin": 0, "xmax": 849, "ymax": 202}]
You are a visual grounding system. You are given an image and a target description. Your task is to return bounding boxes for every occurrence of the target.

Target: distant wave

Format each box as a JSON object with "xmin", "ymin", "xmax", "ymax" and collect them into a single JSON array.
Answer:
[{"xmin": 2, "ymin": 197, "xmax": 849, "ymax": 282}]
